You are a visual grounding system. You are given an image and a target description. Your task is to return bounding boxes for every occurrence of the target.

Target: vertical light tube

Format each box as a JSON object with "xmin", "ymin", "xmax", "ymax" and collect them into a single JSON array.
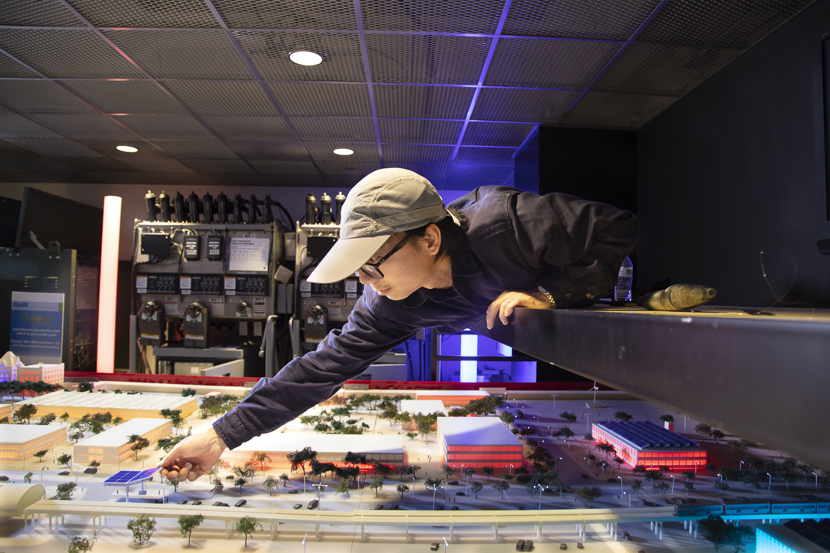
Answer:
[
  {"xmin": 459, "ymin": 332, "xmax": 478, "ymax": 383},
  {"xmin": 96, "ymin": 196, "xmax": 122, "ymax": 373}
]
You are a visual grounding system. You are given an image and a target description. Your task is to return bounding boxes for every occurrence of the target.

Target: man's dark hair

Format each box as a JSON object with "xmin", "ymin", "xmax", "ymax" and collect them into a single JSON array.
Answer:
[{"xmin": 405, "ymin": 207, "xmax": 468, "ymax": 259}]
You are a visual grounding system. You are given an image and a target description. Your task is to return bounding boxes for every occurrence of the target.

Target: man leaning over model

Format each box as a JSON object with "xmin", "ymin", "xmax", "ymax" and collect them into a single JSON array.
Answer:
[{"xmin": 159, "ymin": 167, "xmax": 638, "ymax": 482}]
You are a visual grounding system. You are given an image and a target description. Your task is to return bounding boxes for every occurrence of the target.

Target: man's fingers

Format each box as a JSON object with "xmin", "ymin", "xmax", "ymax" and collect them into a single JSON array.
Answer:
[
  {"xmin": 177, "ymin": 463, "xmax": 193, "ymax": 482},
  {"xmin": 485, "ymin": 302, "xmax": 499, "ymax": 330},
  {"xmin": 187, "ymin": 468, "xmax": 203, "ymax": 482}
]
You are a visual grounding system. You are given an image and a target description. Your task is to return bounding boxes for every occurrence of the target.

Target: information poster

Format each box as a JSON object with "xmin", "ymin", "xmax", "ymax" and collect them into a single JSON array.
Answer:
[
  {"xmin": 10, "ymin": 291, "xmax": 65, "ymax": 365},
  {"xmin": 227, "ymin": 236, "xmax": 269, "ymax": 273}
]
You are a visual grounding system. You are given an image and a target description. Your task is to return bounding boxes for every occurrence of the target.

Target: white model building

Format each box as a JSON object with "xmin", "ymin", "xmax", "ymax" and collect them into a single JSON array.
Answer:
[
  {"xmin": 436, "ymin": 416, "xmax": 524, "ymax": 473},
  {"xmin": 415, "ymin": 389, "xmax": 489, "ymax": 407},
  {"xmin": 0, "ymin": 404, "xmax": 12, "ymax": 420},
  {"xmin": 400, "ymin": 399, "xmax": 447, "ymax": 431},
  {"xmin": 15, "ymin": 363, "xmax": 64, "ymax": 385},
  {"xmin": 74, "ymin": 418, "xmax": 172, "ymax": 464},
  {"xmin": 15, "ymin": 390, "xmax": 197, "ymax": 420},
  {"xmin": 0, "ymin": 423, "xmax": 66, "ymax": 462},
  {"xmin": 592, "ymin": 421, "xmax": 707, "ymax": 470},
  {"xmin": 224, "ymin": 432, "xmax": 405, "ymax": 473}
]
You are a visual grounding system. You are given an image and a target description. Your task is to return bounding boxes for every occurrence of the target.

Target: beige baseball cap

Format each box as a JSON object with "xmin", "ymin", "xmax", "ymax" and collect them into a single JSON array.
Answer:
[{"xmin": 307, "ymin": 168, "xmax": 447, "ymax": 283}]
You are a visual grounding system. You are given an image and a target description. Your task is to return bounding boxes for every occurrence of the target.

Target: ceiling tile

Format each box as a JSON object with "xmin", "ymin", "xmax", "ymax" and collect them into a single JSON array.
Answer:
[
  {"xmin": 0, "ymin": 52, "xmax": 41, "ymax": 78},
  {"xmin": 454, "ymin": 146, "xmax": 515, "ymax": 165},
  {"xmin": 267, "ymin": 83, "xmax": 372, "ymax": 117},
  {"xmin": 248, "ymin": 160, "xmax": 320, "ymax": 175},
  {"xmin": 374, "ymin": 85, "xmax": 474, "ymax": 119},
  {"xmin": 162, "ymin": 81, "xmax": 277, "ymax": 116},
  {"xmin": 182, "ymin": 159, "xmax": 257, "ymax": 174},
  {"xmin": 234, "ymin": 31, "xmax": 365, "ymax": 82},
  {"xmin": 485, "ymin": 38, "xmax": 620, "ymax": 89},
  {"xmin": 304, "ymin": 142, "xmax": 380, "ymax": 163},
  {"xmin": 113, "ymin": 114, "xmax": 216, "ymax": 139},
  {"xmin": 103, "ymin": 29, "xmax": 253, "ymax": 80},
  {"xmin": 1, "ymin": 0, "xmax": 85, "ymax": 26},
  {"xmin": 60, "ymin": 80, "xmax": 187, "ymax": 115},
  {"xmin": 361, "ymin": 0, "xmax": 504, "ymax": 33},
  {"xmin": 560, "ymin": 91, "xmax": 678, "ymax": 129},
  {"xmin": 49, "ymin": 156, "xmax": 135, "ymax": 172},
  {"xmin": 119, "ymin": 157, "xmax": 196, "ymax": 173},
  {"xmin": 226, "ymin": 140, "xmax": 312, "ymax": 160},
  {"xmin": 316, "ymin": 161, "xmax": 381, "ymax": 176},
  {"xmin": 449, "ymin": 163, "xmax": 514, "ymax": 180},
  {"xmin": 85, "ymin": 172, "xmax": 163, "ymax": 184},
  {"xmin": 472, "ymin": 88, "xmax": 579, "ymax": 122},
  {"xmin": 153, "ymin": 140, "xmax": 240, "ymax": 159},
  {"xmin": 504, "ymin": 0, "xmax": 662, "ymax": 40},
  {"xmin": 593, "ymin": 43, "xmax": 742, "ymax": 96},
  {"xmin": 0, "ymin": 29, "xmax": 145, "ymax": 79},
  {"xmin": 0, "ymin": 114, "xmax": 63, "ymax": 139},
  {"xmin": 67, "ymin": 0, "xmax": 221, "ymax": 28},
  {"xmin": 201, "ymin": 115, "xmax": 295, "ymax": 141},
  {"xmin": 383, "ymin": 144, "xmax": 454, "ymax": 164},
  {"xmin": 368, "ymin": 34, "xmax": 490, "ymax": 85},
  {"xmin": 264, "ymin": 174, "xmax": 326, "ymax": 187},
  {"xmin": 462, "ymin": 122, "xmax": 536, "ymax": 147},
  {"xmin": 77, "ymin": 139, "xmax": 172, "ymax": 159},
  {"xmin": 638, "ymin": 0, "xmax": 815, "ymax": 49},
  {"xmin": 28, "ymin": 113, "xmax": 140, "ymax": 140},
  {"xmin": 290, "ymin": 117, "xmax": 376, "ymax": 142},
  {"xmin": 213, "ymin": 0, "xmax": 357, "ymax": 30},
  {"xmin": 383, "ymin": 162, "xmax": 448, "ymax": 184},
  {"xmin": 379, "ymin": 119, "xmax": 462, "ymax": 145},
  {"xmin": 4, "ymin": 138, "xmax": 101, "ymax": 157},
  {"xmin": 201, "ymin": 173, "xmax": 267, "ymax": 186},
  {"xmin": 0, "ymin": 81, "xmax": 97, "ymax": 114},
  {"xmin": 145, "ymin": 172, "xmax": 218, "ymax": 185}
]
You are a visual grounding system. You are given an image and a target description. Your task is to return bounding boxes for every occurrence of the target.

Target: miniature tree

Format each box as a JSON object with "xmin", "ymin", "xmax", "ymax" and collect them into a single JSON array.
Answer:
[
  {"xmin": 499, "ymin": 411, "xmax": 515, "ymax": 427},
  {"xmin": 15, "ymin": 403, "xmax": 37, "ymax": 424},
  {"xmin": 714, "ymin": 480, "xmax": 730, "ymax": 495},
  {"xmin": 127, "ymin": 516, "xmax": 156, "ymax": 546},
  {"xmin": 406, "ymin": 432, "xmax": 418, "ymax": 440},
  {"xmin": 68, "ymin": 534, "xmax": 96, "ymax": 553},
  {"xmin": 0, "ymin": 417, "xmax": 8, "ymax": 424},
  {"xmin": 684, "ymin": 481, "xmax": 695, "ymax": 495},
  {"xmin": 631, "ymin": 479, "xmax": 643, "ymax": 497},
  {"xmin": 493, "ymin": 480, "xmax": 510, "ymax": 499},
  {"xmin": 178, "ymin": 514, "xmax": 204, "ymax": 546},
  {"xmin": 33, "ymin": 450, "xmax": 48, "ymax": 463},
  {"xmin": 263, "ymin": 475, "xmax": 279, "ymax": 495},
  {"xmin": 57, "ymin": 453, "xmax": 72, "ymax": 467},
  {"xmin": 235, "ymin": 516, "xmax": 262, "ymax": 547},
  {"xmin": 575, "ymin": 486, "xmax": 602, "ymax": 507},
  {"xmin": 559, "ymin": 411, "xmax": 577, "ymax": 425},
  {"xmin": 613, "ymin": 456, "xmax": 625, "ymax": 469},
  {"xmin": 211, "ymin": 478, "xmax": 224, "ymax": 494},
  {"xmin": 286, "ymin": 447, "xmax": 317, "ymax": 476},
  {"xmin": 470, "ymin": 482, "xmax": 484, "ymax": 498},
  {"xmin": 336, "ymin": 479, "xmax": 350, "ymax": 497},
  {"xmin": 441, "ymin": 464, "xmax": 455, "ymax": 479},
  {"xmin": 181, "ymin": 387, "xmax": 196, "ymax": 397},
  {"xmin": 234, "ymin": 477, "xmax": 248, "ymax": 495},
  {"xmin": 112, "ymin": 416, "xmax": 123, "ymax": 426},
  {"xmin": 128, "ymin": 435, "xmax": 150, "ymax": 460},
  {"xmin": 156, "ymin": 434, "xmax": 186, "ymax": 453},
  {"xmin": 370, "ymin": 476, "xmax": 384, "ymax": 497},
  {"xmin": 23, "ymin": 472, "xmax": 33, "ymax": 483},
  {"xmin": 658, "ymin": 414, "xmax": 674, "ymax": 424},
  {"xmin": 633, "ymin": 464, "xmax": 646, "ymax": 475},
  {"xmin": 250, "ymin": 451, "xmax": 269, "ymax": 473},
  {"xmin": 88, "ymin": 460, "xmax": 100, "ymax": 467},
  {"xmin": 58, "ymin": 412, "xmax": 71, "ymax": 423},
  {"xmin": 584, "ymin": 433, "xmax": 594, "ymax": 443},
  {"xmin": 397, "ymin": 484, "xmax": 410, "ymax": 499},
  {"xmin": 695, "ymin": 422, "xmax": 713, "ymax": 440},
  {"xmin": 280, "ymin": 473, "xmax": 290, "ymax": 487},
  {"xmin": 51, "ymin": 482, "xmax": 77, "ymax": 500},
  {"xmin": 415, "ymin": 415, "xmax": 433, "ymax": 443},
  {"xmin": 482, "ymin": 466, "xmax": 495, "ymax": 480},
  {"xmin": 69, "ymin": 430, "xmax": 84, "ymax": 443},
  {"xmin": 614, "ymin": 411, "xmax": 633, "ymax": 422},
  {"xmin": 711, "ymin": 429, "xmax": 725, "ymax": 443},
  {"xmin": 37, "ymin": 413, "xmax": 57, "ymax": 425},
  {"xmin": 699, "ymin": 515, "xmax": 753, "ymax": 553},
  {"xmin": 409, "ymin": 464, "xmax": 422, "ymax": 479}
]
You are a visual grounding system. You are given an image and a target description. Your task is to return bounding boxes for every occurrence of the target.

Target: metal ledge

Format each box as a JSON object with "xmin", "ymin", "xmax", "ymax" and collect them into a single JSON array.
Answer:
[{"xmin": 472, "ymin": 305, "xmax": 830, "ymax": 467}]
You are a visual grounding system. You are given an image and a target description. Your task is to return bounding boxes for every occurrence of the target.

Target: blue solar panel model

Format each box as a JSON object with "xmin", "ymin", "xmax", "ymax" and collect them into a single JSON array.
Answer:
[
  {"xmin": 104, "ymin": 467, "xmax": 160, "ymax": 486},
  {"xmin": 596, "ymin": 420, "xmax": 700, "ymax": 449}
]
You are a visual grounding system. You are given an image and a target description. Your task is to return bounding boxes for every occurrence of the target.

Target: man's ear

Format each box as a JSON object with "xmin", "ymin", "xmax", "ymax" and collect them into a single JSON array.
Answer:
[{"xmin": 424, "ymin": 224, "xmax": 442, "ymax": 255}]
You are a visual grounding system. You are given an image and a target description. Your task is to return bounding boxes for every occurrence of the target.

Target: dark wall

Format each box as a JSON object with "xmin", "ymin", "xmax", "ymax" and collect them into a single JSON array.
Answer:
[{"xmin": 638, "ymin": 0, "xmax": 830, "ymax": 307}]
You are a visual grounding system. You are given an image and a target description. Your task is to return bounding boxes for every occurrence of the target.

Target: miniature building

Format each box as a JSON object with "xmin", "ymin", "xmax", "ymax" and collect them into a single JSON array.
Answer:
[
  {"xmin": 74, "ymin": 418, "xmax": 172, "ymax": 464},
  {"xmin": 415, "ymin": 389, "xmax": 489, "ymax": 407},
  {"xmin": 437, "ymin": 416, "xmax": 523, "ymax": 472},
  {"xmin": 16, "ymin": 390, "xmax": 197, "ymax": 420},
  {"xmin": 0, "ymin": 404, "xmax": 12, "ymax": 420},
  {"xmin": 0, "ymin": 423, "xmax": 67, "ymax": 461},
  {"xmin": 592, "ymin": 421, "xmax": 707, "ymax": 470},
  {"xmin": 0, "ymin": 365, "xmax": 16, "ymax": 383},
  {"xmin": 756, "ymin": 520, "xmax": 830, "ymax": 553},
  {"xmin": 224, "ymin": 433, "xmax": 405, "ymax": 474},
  {"xmin": 400, "ymin": 399, "xmax": 448, "ymax": 431},
  {"xmin": 15, "ymin": 364, "xmax": 64, "ymax": 385}
]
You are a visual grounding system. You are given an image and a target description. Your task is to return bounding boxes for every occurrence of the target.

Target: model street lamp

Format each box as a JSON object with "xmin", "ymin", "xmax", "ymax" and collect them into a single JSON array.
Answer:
[
  {"xmin": 535, "ymin": 484, "xmax": 544, "ymax": 510},
  {"xmin": 302, "ymin": 533, "xmax": 307, "ymax": 553},
  {"xmin": 313, "ymin": 483, "xmax": 328, "ymax": 503},
  {"xmin": 551, "ymin": 394, "xmax": 557, "ymax": 409},
  {"xmin": 739, "ymin": 460, "xmax": 744, "ymax": 470},
  {"xmin": 767, "ymin": 473, "xmax": 773, "ymax": 491},
  {"xmin": 443, "ymin": 536, "xmax": 449, "ymax": 553},
  {"xmin": 41, "ymin": 466, "xmax": 48, "ymax": 484},
  {"xmin": 617, "ymin": 476, "xmax": 623, "ymax": 495},
  {"xmin": 585, "ymin": 413, "xmax": 591, "ymax": 432},
  {"xmin": 554, "ymin": 457, "xmax": 563, "ymax": 470},
  {"xmin": 670, "ymin": 475, "xmax": 675, "ymax": 494},
  {"xmin": 813, "ymin": 471, "xmax": 819, "ymax": 490},
  {"xmin": 509, "ymin": 464, "xmax": 514, "ymax": 475}
]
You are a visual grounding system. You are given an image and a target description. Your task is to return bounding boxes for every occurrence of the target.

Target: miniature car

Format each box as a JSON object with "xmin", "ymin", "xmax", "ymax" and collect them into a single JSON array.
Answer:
[
  {"xmin": 0, "ymin": 476, "xmax": 8, "ymax": 482},
  {"xmin": 154, "ymin": 498, "xmax": 165, "ymax": 503},
  {"xmin": 447, "ymin": 480, "xmax": 459, "ymax": 485},
  {"xmin": 293, "ymin": 503, "xmax": 302, "ymax": 509},
  {"xmin": 235, "ymin": 499, "xmax": 247, "ymax": 507},
  {"xmin": 451, "ymin": 506, "xmax": 459, "ymax": 510},
  {"xmin": 84, "ymin": 468, "xmax": 97, "ymax": 474},
  {"xmin": 517, "ymin": 540, "xmax": 526, "ymax": 551},
  {"xmin": 623, "ymin": 531, "xmax": 632, "ymax": 541},
  {"xmin": 559, "ymin": 544, "xmax": 567, "ymax": 551},
  {"xmin": 577, "ymin": 543, "xmax": 584, "ymax": 549},
  {"xmin": 522, "ymin": 541, "xmax": 534, "ymax": 551},
  {"xmin": 225, "ymin": 475, "xmax": 235, "ymax": 480},
  {"xmin": 436, "ymin": 505, "xmax": 444, "ymax": 510},
  {"xmin": 431, "ymin": 544, "xmax": 440, "ymax": 551},
  {"xmin": 191, "ymin": 501, "xmax": 202, "ymax": 505},
  {"xmin": 178, "ymin": 499, "xmax": 188, "ymax": 505},
  {"xmin": 288, "ymin": 489, "xmax": 300, "ymax": 494},
  {"xmin": 373, "ymin": 504, "xmax": 384, "ymax": 510},
  {"xmin": 212, "ymin": 501, "xmax": 229, "ymax": 507},
  {"xmin": 307, "ymin": 499, "xmax": 319, "ymax": 510},
  {"xmin": 58, "ymin": 471, "xmax": 70, "ymax": 476},
  {"xmin": 389, "ymin": 504, "xmax": 399, "ymax": 510},
  {"xmin": 455, "ymin": 492, "xmax": 466, "ymax": 496}
]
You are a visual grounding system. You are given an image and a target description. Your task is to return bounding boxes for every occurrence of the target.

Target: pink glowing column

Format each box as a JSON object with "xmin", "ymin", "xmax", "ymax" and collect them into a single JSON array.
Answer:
[{"xmin": 96, "ymin": 196, "xmax": 122, "ymax": 373}]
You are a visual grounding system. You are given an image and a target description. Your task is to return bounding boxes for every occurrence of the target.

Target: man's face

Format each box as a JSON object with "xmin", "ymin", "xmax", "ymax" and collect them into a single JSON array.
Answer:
[{"xmin": 357, "ymin": 232, "xmax": 437, "ymax": 301}]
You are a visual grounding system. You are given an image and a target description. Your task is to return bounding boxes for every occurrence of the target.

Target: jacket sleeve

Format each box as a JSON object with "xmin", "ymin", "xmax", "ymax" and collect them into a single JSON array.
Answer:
[
  {"xmin": 213, "ymin": 296, "xmax": 418, "ymax": 449},
  {"xmin": 510, "ymin": 190, "xmax": 638, "ymax": 308}
]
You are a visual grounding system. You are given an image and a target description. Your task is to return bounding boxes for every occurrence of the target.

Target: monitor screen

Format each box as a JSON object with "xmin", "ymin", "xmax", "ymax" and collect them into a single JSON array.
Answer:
[{"xmin": 15, "ymin": 187, "xmax": 103, "ymax": 256}]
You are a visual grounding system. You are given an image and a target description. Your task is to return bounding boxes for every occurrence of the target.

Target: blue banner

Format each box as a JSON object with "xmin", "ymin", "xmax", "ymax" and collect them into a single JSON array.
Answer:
[{"xmin": 10, "ymin": 292, "xmax": 65, "ymax": 365}]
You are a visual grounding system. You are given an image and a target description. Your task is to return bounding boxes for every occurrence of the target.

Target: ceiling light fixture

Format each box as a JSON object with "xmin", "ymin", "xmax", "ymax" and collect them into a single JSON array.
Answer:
[
  {"xmin": 333, "ymin": 148, "xmax": 354, "ymax": 156},
  {"xmin": 289, "ymin": 51, "xmax": 323, "ymax": 66},
  {"xmin": 116, "ymin": 145, "xmax": 138, "ymax": 153}
]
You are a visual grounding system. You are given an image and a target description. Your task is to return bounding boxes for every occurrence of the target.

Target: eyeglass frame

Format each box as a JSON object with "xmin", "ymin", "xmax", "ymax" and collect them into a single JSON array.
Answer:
[{"xmin": 358, "ymin": 236, "xmax": 411, "ymax": 279}]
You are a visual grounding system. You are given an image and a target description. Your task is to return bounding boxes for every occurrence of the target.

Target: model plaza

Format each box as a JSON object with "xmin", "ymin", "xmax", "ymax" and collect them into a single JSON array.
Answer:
[{"xmin": 4, "ymin": 383, "xmax": 826, "ymax": 553}]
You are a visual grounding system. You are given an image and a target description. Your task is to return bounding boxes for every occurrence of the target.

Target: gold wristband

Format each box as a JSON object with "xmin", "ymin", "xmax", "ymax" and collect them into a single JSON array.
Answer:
[{"xmin": 537, "ymin": 287, "xmax": 556, "ymax": 308}]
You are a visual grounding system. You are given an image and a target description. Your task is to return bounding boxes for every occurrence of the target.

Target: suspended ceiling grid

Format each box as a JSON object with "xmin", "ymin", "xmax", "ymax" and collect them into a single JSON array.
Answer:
[{"xmin": 0, "ymin": 0, "xmax": 816, "ymax": 190}]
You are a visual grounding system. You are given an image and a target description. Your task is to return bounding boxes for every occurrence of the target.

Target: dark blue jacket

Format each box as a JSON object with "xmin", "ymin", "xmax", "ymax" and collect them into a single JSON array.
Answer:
[{"xmin": 214, "ymin": 186, "xmax": 637, "ymax": 449}]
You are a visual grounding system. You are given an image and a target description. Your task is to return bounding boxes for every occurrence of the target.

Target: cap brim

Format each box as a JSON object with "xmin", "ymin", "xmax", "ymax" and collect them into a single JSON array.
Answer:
[{"xmin": 307, "ymin": 234, "xmax": 391, "ymax": 283}]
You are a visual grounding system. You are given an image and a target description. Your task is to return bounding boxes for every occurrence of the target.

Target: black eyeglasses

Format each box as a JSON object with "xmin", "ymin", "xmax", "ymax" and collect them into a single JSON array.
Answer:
[{"xmin": 358, "ymin": 236, "xmax": 410, "ymax": 279}]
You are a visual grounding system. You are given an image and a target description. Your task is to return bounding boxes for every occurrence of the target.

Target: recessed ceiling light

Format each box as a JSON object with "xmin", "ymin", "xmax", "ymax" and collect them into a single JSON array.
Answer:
[
  {"xmin": 289, "ymin": 51, "xmax": 323, "ymax": 66},
  {"xmin": 333, "ymin": 148, "xmax": 354, "ymax": 156},
  {"xmin": 116, "ymin": 145, "xmax": 138, "ymax": 153}
]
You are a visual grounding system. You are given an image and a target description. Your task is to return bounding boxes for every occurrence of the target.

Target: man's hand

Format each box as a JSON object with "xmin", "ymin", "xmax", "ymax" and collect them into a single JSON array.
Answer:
[
  {"xmin": 485, "ymin": 291, "xmax": 552, "ymax": 330},
  {"xmin": 157, "ymin": 425, "xmax": 227, "ymax": 483}
]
